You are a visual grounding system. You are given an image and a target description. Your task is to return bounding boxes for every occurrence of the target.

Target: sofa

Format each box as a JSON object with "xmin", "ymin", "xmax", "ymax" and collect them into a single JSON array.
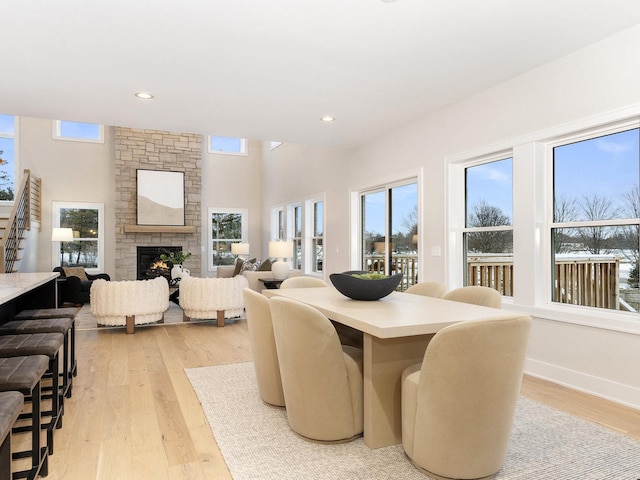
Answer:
[
  {"xmin": 217, "ymin": 264, "xmax": 302, "ymax": 291},
  {"xmin": 54, "ymin": 266, "xmax": 111, "ymax": 305}
]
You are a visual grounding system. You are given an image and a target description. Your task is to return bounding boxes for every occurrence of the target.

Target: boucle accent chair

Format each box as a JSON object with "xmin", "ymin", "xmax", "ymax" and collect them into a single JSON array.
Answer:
[
  {"xmin": 405, "ymin": 281, "xmax": 447, "ymax": 298},
  {"xmin": 243, "ymin": 289, "xmax": 285, "ymax": 406},
  {"xmin": 270, "ymin": 297, "xmax": 364, "ymax": 443},
  {"xmin": 401, "ymin": 314, "xmax": 531, "ymax": 480},
  {"xmin": 179, "ymin": 275, "xmax": 248, "ymax": 327},
  {"xmin": 442, "ymin": 285, "xmax": 502, "ymax": 308},
  {"xmin": 90, "ymin": 277, "xmax": 169, "ymax": 334}
]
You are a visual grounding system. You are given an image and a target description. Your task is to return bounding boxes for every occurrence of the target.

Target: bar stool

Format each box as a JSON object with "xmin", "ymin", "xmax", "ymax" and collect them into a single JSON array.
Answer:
[
  {"xmin": 0, "ymin": 356, "xmax": 49, "ymax": 480},
  {"xmin": 0, "ymin": 392, "xmax": 24, "ymax": 480},
  {"xmin": 13, "ymin": 307, "xmax": 79, "ymax": 377},
  {"xmin": 0, "ymin": 333, "xmax": 65, "ymax": 456},
  {"xmin": 0, "ymin": 318, "xmax": 74, "ymax": 398}
]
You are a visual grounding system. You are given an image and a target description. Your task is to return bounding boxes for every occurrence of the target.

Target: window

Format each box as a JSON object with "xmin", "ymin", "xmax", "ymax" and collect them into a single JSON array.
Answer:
[
  {"xmin": 292, "ymin": 204, "xmax": 302, "ymax": 269},
  {"xmin": 52, "ymin": 202, "xmax": 104, "ymax": 272},
  {"xmin": 208, "ymin": 207, "xmax": 248, "ymax": 269},
  {"xmin": 271, "ymin": 195, "xmax": 325, "ymax": 274},
  {"xmin": 464, "ymin": 157, "xmax": 513, "ymax": 296},
  {"xmin": 208, "ymin": 135, "xmax": 247, "ymax": 156},
  {"xmin": 0, "ymin": 114, "xmax": 15, "ymax": 201},
  {"xmin": 53, "ymin": 120, "xmax": 104, "ymax": 143},
  {"xmin": 311, "ymin": 200, "xmax": 324, "ymax": 272},
  {"xmin": 360, "ymin": 181, "xmax": 418, "ymax": 290},
  {"xmin": 551, "ymin": 127, "xmax": 639, "ymax": 311}
]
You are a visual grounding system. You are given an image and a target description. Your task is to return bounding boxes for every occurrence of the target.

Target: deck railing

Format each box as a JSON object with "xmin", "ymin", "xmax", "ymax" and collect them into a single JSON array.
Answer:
[
  {"xmin": 466, "ymin": 254, "xmax": 620, "ymax": 309},
  {"xmin": 365, "ymin": 253, "xmax": 621, "ymax": 309},
  {"xmin": 364, "ymin": 254, "xmax": 418, "ymax": 292}
]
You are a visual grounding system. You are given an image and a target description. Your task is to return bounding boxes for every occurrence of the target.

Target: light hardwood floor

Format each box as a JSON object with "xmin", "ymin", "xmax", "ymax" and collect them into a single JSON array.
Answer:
[{"xmin": 17, "ymin": 320, "xmax": 639, "ymax": 479}]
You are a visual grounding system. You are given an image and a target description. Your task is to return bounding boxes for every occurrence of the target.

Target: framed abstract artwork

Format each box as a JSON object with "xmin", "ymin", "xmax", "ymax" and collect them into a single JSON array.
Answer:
[{"xmin": 136, "ymin": 169, "xmax": 185, "ymax": 226}]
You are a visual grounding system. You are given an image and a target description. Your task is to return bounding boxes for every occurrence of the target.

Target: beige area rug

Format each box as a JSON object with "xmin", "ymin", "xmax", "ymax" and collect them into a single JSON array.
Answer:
[
  {"xmin": 186, "ymin": 362, "xmax": 640, "ymax": 480},
  {"xmin": 74, "ymin": 302, "xmax": 242, "ymax": 330}
]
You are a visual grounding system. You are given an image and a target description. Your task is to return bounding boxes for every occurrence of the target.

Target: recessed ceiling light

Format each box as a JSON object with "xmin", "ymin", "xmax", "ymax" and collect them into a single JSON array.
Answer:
[
  {"xmin": 134, "ymin": 92, "xmax": 154, "ymax": 100},
  {"xmin": 320, "ymin": 116, "xmax": 336, "ymax": 123}
]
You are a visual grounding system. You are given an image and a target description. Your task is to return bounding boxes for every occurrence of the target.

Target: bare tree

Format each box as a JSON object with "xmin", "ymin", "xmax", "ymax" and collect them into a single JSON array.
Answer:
[
  {"xmin": 466, "ymin": 200, "xmax": 512, "ymax": 253},
  {"xmin": 620, "ymin": 185, "xmax": 640, "ymax": 287},
  {"xmin": 577, "ymin": 193, "xmax": 617, "ymax": 254},
  {"xmin": 553, "ymin": 195, "xmax": 578, "ymax": 253}
]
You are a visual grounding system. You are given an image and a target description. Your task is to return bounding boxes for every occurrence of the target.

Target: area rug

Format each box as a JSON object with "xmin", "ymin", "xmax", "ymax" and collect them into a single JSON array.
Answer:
[{"xmin": 186, "ymin": 362, "xmax": 640, "ymax": 480}]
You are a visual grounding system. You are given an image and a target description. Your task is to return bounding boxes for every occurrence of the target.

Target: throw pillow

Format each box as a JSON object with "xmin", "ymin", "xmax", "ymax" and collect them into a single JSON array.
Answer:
[
  {"xmin": 240, "ymin": 259, "xmax": 259, "ymax": 273},
  {"xmin": 63, "ymin": 266, "xmax": 89, "ymax": 281},
  {"xmin": 232, "ymin": 258, "xmax": 244, "ymax": 277},
  {"xmin": 257, "ymin": 258, "xmax": 272, "ymax": 271}
]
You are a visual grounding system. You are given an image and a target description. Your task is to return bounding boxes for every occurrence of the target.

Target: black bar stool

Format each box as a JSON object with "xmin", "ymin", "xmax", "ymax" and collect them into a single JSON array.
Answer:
[
  {"xmin": 0, "ymin": 392, "xmax": 24, "ymax": 480},
  {"xmin": 0, "ymin": 333, "xmax": 65, "ymax": 456},
  {"xmin": 0, "ymin": 355, "xmax": 49, "ymax": 480},
  {"xmin": 13, "ymin": 307, "xmax": 79, "ymax": 377},
  {"xmin": 0, "ymin": 318, "xmax": 74, "ymax": 398}
]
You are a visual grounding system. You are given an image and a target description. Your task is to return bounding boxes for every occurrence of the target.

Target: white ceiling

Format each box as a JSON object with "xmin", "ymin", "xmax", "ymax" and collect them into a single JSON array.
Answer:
[{"xmin": 3, "ymin": 0, "xmax": 640, "ymax": 147}]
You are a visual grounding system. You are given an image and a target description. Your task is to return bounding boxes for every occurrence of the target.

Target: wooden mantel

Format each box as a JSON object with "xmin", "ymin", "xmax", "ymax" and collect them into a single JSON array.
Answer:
[{"xmin": 123, "ymin": 225, "xmax": 196, "ymax": 234}]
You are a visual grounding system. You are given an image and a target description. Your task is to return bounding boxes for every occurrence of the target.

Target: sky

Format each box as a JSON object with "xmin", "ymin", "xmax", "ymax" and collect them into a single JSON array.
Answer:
[
  {"xmin": 465, "ymin": 128, "xmax": 640, "ymax": 224},
  {"xmin": 363, "ymin": 183, "xmax": 418, "ymax": 237}
]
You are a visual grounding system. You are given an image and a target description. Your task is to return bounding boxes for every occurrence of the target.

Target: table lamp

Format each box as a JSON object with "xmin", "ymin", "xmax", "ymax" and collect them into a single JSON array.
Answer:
[
  {"xmin": 269, "ymin": 240, "xmax": 293, "ymax": 280},
  {"xmin": 231, "ymin": 242, "xmax": 250, "ymax": 260},
  {"xmin": 52, "ymin": 227, "xmax": 74, "ymax": 267}
]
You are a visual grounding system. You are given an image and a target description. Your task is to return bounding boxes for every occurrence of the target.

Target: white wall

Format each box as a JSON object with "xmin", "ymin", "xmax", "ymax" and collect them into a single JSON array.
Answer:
[
  {"xmin": 201, "ymin": 140, "xmax": 263, "ymax": 275},
  {"xmin": 262, "ymin": 25, "xmax": 640, "ymax": 408},
  {"xmin": 17, "ymin": 117, "xmax": 116, "ymax": 275}
]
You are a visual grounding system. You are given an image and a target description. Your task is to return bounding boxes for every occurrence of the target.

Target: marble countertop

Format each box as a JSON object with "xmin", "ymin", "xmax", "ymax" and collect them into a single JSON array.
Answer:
[{"xmin": 0, "ymin": 272, "xmax": 59, "ymax": 304}]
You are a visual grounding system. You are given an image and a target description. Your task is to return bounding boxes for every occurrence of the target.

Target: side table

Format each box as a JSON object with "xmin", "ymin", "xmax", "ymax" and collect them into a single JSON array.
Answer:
[{"xmin": 259, "ymin": 278, "xmax": 284, "ymax": 289}]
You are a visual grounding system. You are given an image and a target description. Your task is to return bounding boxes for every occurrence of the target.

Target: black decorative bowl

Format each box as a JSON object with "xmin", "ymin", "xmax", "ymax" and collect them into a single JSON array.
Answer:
[{"xmin": 329, "ymin": 271, "xmax": 403, "ymax": 301}]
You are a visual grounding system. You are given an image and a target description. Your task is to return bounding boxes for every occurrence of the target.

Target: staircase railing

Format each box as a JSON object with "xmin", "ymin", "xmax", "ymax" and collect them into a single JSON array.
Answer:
[{"xmin": 0, "ymin": 169, "xmax": 42, "ymax": 273}]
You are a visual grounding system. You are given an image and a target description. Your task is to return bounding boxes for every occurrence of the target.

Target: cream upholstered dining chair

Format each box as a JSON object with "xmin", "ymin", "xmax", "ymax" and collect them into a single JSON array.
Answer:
[
  {"xmin": 405, "ymin": 281, "xmax": 447, "ymax": 298},
  {"xmin": 442, "ymin": 285, "xmax": 502, "ymax": 308},
  {"xmin": 242, "ymin": 288, "xmax": 285, "ymax": 407},
  {"xmin": 279, "ymin": 276, "xmax": 329, "ymax": 289},
  {"xmin": 402, "ymin": 314, "xmax": 531, "ymax": 480},
  {"xmin": 269, "ymin": 297, "xmax": 364, "ymax": 443}
]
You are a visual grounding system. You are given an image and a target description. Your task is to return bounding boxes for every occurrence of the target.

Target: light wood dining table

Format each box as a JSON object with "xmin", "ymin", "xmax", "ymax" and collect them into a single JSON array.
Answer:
[{"xmin": 263, "ymin": 286, "xmax": 514, "ymax": 448}]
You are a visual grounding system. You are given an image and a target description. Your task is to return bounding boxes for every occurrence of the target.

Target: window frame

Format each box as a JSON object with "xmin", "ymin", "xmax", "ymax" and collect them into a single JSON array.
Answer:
[
  {"xmin": 51, "ymin": 201, "xmax": 105, "ymax": 273},
  {"xmin": 207, "ymin": 207, "xmax": 248, "ymax": 271},
  {"xmin": 52, "ymin": 120, "xmax": 105, "ymax": 143},
  {"xmin": 462, "ymin": 152, "xmax": 514, "ymax": 295},
  {"xmin": 0, "ymin": 114, "xmax": 17, "ymax": 202},
  {"xmin": 207, "ymin": 135, "xmax": 248, "ymax": 156},
  {"xmin": 447, "ymin": 111, "xmax": 640, "ymax": 334}
]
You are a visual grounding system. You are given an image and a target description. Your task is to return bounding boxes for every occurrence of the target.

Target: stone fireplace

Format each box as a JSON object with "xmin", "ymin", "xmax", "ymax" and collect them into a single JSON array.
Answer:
[{"xmin": 114, "ymin": 127, "xmax": 202, "ymax": 280}]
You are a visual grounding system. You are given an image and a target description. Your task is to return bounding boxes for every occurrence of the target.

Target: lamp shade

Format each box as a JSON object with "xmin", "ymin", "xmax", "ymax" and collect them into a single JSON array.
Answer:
[
  {"xmin": 231, "ymin": 242, "xmax": 250, "ymax": 255},
  {"xmin": 52, "ymin": 227, "xmax": 74, "ymax": 242},
  {"xmin": 269, "ymin": 241, "xmax": 293, "ymax": 259}
]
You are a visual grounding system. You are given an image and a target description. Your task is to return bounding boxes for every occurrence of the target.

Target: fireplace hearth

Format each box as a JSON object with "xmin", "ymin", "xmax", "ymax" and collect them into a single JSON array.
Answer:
[{"xmin": 137, "ymin": 246, "xmax": 182, "ymax": 281}]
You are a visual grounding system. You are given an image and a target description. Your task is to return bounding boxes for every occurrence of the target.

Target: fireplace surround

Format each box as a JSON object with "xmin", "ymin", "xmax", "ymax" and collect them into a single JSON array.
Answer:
[{"xmin": 137, "ymin": 246, "xmax": 182, "ymax": 281}]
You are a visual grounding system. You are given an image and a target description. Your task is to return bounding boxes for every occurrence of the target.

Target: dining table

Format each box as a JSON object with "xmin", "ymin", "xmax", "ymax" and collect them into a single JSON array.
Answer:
[{"xmin": 263, "ymin": 286, "xmax": 515, "ymax": 448}]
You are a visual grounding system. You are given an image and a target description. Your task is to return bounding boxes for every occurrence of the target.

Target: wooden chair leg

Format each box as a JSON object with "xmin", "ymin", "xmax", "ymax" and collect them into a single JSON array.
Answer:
[
  {"xmin": 217, "ymin": 310, "xmax": 225, "ymax": 327},
  {"xmin": 125, "ymin": 315, "xmax": 135, "ymax": 334}
]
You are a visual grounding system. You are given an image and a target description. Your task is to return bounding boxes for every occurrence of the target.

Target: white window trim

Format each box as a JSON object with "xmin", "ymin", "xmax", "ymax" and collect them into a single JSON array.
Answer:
[
  {"xmin": 0, "ymin": 115, "xmax": 18, "ymax": 205},
  {"xmin": 52, "ymin": 201, "xmax": 105, "ymax": 273},
  {"xmin": 207, "ymin": 207, "xmax": 248, "ymax": 272},
  {"xmin": 52, "ymin": 120, "xmax": 105, "ymax": 143},
  {"xmin": 446, "ymin": 108, "xmax": 640, "ymax": 335},
  {"xmin": 207, "ymin": 136, "xmax": 248, "ymax": 156},
  {"xmin": 271, "ymin": 193, "xmax": 327, "ymax": 276}
]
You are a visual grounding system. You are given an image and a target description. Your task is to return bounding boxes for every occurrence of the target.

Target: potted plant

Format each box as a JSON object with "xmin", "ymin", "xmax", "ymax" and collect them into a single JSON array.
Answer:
[
  {"xmin": 160, "ymin": 250, "xmax": 192, "ymax": 266},
  {"xmin": 160, "ymin": 251, "xmax": 192, "ymax": 281}
]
